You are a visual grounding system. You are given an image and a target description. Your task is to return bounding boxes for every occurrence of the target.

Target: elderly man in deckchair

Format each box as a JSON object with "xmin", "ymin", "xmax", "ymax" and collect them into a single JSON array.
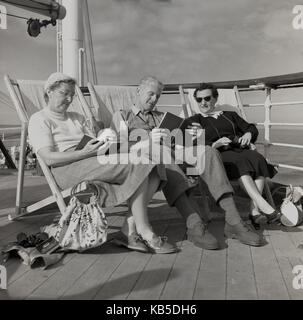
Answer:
[{"xmin": 111, "ymin": 76, "xmax": 264, "ymax": 248}]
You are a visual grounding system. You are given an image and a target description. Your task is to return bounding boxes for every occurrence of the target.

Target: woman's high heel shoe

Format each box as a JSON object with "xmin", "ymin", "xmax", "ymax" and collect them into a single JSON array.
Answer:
[
  {"xmin": 265, "ymin": 210, "xmax": 282, "ymax": 224},
  {"xmin": 249, "ymin": 214, "xmax": 267, "ymax": 230}
]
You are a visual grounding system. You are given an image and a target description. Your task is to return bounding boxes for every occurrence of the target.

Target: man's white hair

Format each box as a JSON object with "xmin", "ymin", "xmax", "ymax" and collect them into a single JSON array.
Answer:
[{"xmin": 138, "ymin": 76, "xmax": 164, "ymax": 92}]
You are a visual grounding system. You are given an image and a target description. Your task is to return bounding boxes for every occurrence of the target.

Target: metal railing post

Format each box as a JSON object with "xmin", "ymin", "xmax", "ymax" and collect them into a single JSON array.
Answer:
[
  {"xmin": 264, "ymin": 87, "xmax": 272, "ymax": 160},
  {"xmin": 56, "ymin": 20, "xmax": 62, "ymax": 73},
  {"xmin": 78, "ymin": 48, "xmax": 85, "ymax": 87}
]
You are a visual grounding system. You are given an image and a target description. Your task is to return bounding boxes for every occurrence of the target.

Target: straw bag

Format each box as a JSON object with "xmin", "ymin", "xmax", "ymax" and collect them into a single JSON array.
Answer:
[
  {"xmin": 42, "ymin": 181, "xmax": 108, "ymax": 252},
  {"xmin": 273, "ymin": 185, "xmax": 303, "ymax": 227}
]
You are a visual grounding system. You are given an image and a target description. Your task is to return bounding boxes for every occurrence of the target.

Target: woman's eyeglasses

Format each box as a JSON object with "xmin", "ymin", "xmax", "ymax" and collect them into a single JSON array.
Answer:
[{"xmin": 195, "ymin": 95, "xmax": 212, "ymax": 103}]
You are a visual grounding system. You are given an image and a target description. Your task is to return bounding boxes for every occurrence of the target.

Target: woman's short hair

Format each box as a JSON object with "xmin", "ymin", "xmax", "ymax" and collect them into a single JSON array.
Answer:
[
  {"xmin": 194, "ymin": 83, "xmax": 219, "ymax": 100},
  {"xmin": 44, "ymin": 72, "xmax": 76, "ymax": 103}
]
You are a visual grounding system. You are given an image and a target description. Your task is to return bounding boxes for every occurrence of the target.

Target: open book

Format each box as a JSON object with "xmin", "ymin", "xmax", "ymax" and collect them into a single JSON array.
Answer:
[
  {"xmin": 158, "ymin": 112, "xmax": 186, "ymax": 131},
  {"xmin": 75, "ymin": 135, "xmax": 121, "ymax": 155},
  {"xmin": 158, "ymin": 112, "xmax": 193, "ymax": 146},
  {"xmin": 75, "ymin": 135, "xmax": 95, "ymax": 150}
]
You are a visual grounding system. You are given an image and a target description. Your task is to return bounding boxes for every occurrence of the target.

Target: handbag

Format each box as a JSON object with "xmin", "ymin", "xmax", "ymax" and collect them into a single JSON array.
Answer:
[
  {"xmin": 272, "ymin": 185, "xmax": 303, "ymax": 227},
  {"xmin": 42, "ymin": 180, "xmax": 108, "ymax": 252}
]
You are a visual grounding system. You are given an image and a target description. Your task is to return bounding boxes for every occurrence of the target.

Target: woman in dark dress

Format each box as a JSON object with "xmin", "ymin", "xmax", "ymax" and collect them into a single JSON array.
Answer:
[{"xmin": 185, "ymin": 83, "xmax": 280, "ymax": 228}]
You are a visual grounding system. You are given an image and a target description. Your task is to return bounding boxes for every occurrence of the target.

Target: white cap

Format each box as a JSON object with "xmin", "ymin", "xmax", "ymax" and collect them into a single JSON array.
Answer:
[{"xmin": 44, "ymin": 72, "xmax": 75, "ymax": 91}]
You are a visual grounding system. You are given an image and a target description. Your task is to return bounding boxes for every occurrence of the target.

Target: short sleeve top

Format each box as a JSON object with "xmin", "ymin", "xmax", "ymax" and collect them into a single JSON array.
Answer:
[{"xmin": 28, "ymin": 108, "xmax": 95, "ymax": 153}]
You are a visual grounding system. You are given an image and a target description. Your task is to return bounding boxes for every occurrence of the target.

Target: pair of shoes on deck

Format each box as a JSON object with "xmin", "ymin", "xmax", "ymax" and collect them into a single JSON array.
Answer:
[
  {"xmin": 187, "ymin": 220, "xmax": 264, "ymax": 248},
  {"xmin": 113, "ymin": 231, "xmax": 178, "ymax": 254}
]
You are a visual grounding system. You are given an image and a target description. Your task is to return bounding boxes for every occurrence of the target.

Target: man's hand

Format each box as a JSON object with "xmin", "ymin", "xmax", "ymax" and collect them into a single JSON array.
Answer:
[
  {"xmin": 151, "ymin": 128, "xmax": 168, "ymax": 144},
  {"xmin": 212, "ymin": 137, "xmax": 232, "ymax": 149},
  {"xmin": 238, "ymin": 132, "xmax": 252, "ymax": 147}
]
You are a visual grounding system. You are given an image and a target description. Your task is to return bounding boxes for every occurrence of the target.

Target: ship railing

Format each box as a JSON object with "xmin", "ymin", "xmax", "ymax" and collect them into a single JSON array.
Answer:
[
  {"xmin": 156, "ymin": 83, "xmax": 303, "ymax": 174},
  {"xmin": 237, "ymin": 86, "xmax": 303, "ymax": 173},
  {"xmin": 0, "ymin": 126, "xmax": 21, "ymax": 142}
]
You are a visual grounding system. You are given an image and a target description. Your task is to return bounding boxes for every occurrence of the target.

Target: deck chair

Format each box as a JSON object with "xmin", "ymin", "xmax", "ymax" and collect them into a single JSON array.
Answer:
[
  {"xmin": 179, "ymin": 85, "xmax": 247, "ymax": 119},
  {"xmin": 4, "ymin": 75, "xmax": 97, "ymax": 220},
  {"xmin": 87, "ymin": 82, "xmax": 137, "ymax": 128},
  {"xmin": 179, "ymin": 85, "xmax": 275, "ymax": 207}
]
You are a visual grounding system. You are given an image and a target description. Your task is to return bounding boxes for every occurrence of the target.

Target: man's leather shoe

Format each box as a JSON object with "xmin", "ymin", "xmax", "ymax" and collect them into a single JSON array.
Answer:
[
  {"xmin": 187, "ymin": 221, "xmax": 220, "ymax": 250},
  {"xmin": 224, "ymin": 221, "xmax": 264, "ymax": 247}
]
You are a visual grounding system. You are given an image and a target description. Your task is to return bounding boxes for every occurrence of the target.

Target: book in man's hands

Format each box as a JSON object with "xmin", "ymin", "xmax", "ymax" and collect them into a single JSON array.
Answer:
[
  {"xmin": 75, "ymin": 134, "xmax": 121, "ymax": 155},
  {"xmin": 158, "ymin": 112, "xmax": 186, "ymax": 131},
  {"xmin": 158, "ymin": 112, "xmax": 192, "ymax": 146}
]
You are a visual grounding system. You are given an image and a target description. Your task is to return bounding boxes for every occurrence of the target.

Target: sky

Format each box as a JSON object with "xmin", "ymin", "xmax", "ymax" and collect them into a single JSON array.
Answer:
[{"xmin": 1, "ymin": 0, "xmax": 303, "ymax": 125}]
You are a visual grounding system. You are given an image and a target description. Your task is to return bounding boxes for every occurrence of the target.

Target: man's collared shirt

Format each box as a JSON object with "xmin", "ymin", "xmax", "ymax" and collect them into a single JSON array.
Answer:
[{"xmin": 111, "ymin": 105, "xmax": 164, "ymax": 142}]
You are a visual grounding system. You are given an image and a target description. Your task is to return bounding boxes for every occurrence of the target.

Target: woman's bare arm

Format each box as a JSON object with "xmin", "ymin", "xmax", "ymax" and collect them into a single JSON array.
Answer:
[{"xmin": 38, "ymin": 139, "xmax": 105, "ymax": 167}]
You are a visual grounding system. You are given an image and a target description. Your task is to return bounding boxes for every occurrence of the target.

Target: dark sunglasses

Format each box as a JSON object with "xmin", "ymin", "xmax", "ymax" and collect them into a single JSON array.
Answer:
[{"xmin": 195, "ymin": 95, "xmax": 212, "ymax": 103}]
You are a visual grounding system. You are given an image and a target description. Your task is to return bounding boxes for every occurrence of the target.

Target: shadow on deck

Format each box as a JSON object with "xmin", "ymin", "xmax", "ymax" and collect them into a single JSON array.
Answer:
[{"xmin": 1, "ymin": 169, "xmax": 303, "ymax": 300}]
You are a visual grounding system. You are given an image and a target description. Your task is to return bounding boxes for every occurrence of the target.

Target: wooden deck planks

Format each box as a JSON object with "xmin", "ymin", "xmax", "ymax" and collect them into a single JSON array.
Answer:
[
  {"xmin": 5, "ymin": 253, "xmax": 76, "ymax": 299},
  {"xmin": 193, "ymin": 249, "xmax": 226, "ymax": 300},
  {"xmin": 93, "ymin": 251, "xmax": 153, "ymax": 300},
  {"xmin": 193, "ymin": 221, "xmax": 227, "ymax": 300},
  {"xmin": 0, "ymin": 214, "xmax": 57, "ymax": 295},
  {"xmin": 26, "ymin": 215, "xmax": 125, "ymax": 299},
  {"xmin": 159, "ymin": 225, "xmax": 203, "ymax": 300},
  {"xmin": 26, "ymin": 253, "xmax": 100, "ymax": 299},
  {"xmin": 59, "ymin": 215, "xmax": 129, "ymax": 300},
  {"xmin": 0, "ymin": 219, "xmax": 40, "ymax": 242},
  {"xmin": 2, "ymin": 171, "xmax": 303, "ymax": 300},
  {"xmin": 2, "ymin": 219, "xmax": 303, "ymax": 300},
  {"xmin": 287, "ymin": 226, "xmax": 303, "ymax": 253},
  {"xmin": 1, "ymin": 208, "xmax": 125, "ymax": 300},
  {"xmin": 226, "ymin": 240, "xmax": 258, "ymax": 300},
  {"xmin": 60, "ymin": 245, "xmax": 129, "ymax": 300},
  {"xmin": 251, "ymin": 229, "xmax": 290, "ymax": 300},
  {"xmin": 267, "ymin": 228, "xmax": 303, "ymax": 300},
  {"xmin": 127, "ymin": 223, "xmax": 185, "ymax": 300},
  {"xmin": 92, "ymin": 224, "xmax": 169, "ymax": 300}
]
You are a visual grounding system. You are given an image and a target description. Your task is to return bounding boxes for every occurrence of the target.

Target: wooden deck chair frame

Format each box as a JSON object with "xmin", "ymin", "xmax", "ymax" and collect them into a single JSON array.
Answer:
[
  {"xmin": 4, "ymin": 75, "xmax": 94, "ymax": 221},
  {"xmin": 179, "ymin": 84, "xmax": 275, "ymax": 207},
  {"xmin": 86, "ymin": 82, "xmax": 138, "ymax": 129}
]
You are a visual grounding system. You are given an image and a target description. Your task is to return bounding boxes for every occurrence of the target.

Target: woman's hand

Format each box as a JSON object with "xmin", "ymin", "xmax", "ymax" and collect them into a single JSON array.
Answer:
[
  {"xmin": 97, "ymin": 128, "xmax": 117, "ymax": 144},
  {"xmin": 212, "ymin": 137, "xmax": 232, "ymax": 149},
  {"xmin": 38, "ymin": 140, "xmax": 105, "ymax": 167},
  {"xmin": 186, "ymin": 122, "xmax": 203, "ymax": 140},
  {"xmin": 82, "ymin": 138, "xmax": 106, "ymax": 154},
  {"xmin": 238, "ymin": 132, "xmax": 252, "ymax": 147}
]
